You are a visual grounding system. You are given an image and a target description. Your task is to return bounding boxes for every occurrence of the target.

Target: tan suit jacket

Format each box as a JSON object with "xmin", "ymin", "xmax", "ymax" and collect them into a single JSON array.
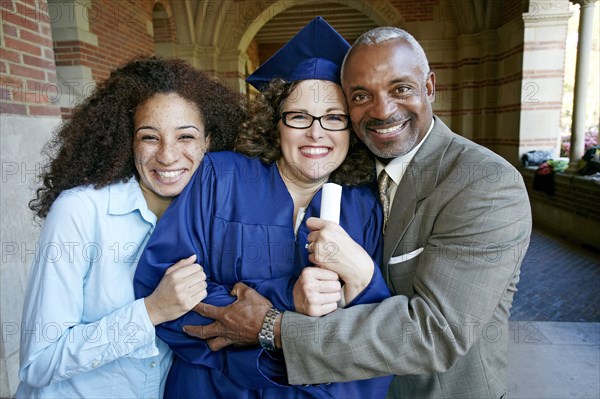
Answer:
[{"xmin": 281, "ymin": 116, "xmax": 532, "ymax": 398}]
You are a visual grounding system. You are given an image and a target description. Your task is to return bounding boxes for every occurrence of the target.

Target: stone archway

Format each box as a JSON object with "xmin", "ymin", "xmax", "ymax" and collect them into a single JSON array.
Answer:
[
  {"xmin": 235, "ymin": 0, "xmax": 405, "ymax": 54},
  {"xmin": 152, "ymin": 1, "xmax": 177, "ymax": 57},
  {"xmin": 172, "ymin": 0, "xmax": 574, "ymax": 165},
  {"xmin": 185, "ymin": 0, "xmax": 404, "ymax": 91}
]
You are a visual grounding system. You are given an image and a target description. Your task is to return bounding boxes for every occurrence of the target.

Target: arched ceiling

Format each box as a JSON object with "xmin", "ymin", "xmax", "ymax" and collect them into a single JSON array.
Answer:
[{"xmin": 252, "ymin": 2, "xmax": 379, "ymax": 45}]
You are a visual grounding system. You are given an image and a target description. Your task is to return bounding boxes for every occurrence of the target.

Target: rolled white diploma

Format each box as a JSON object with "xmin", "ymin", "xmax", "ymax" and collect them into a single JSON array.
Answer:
[
  {"xmin": 319, "ymin": 183, "xmax": 346, "ymax": 307},
  {"xmin": 319, "ymin": 183, "xmax": 342, "ymax": 224}
]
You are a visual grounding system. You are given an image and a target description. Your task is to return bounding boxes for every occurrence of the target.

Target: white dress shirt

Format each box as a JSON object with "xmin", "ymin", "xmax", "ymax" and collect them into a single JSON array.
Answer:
[{"xmin": 376, "ymin": 118, "xmax": 435, "ymax": 205}]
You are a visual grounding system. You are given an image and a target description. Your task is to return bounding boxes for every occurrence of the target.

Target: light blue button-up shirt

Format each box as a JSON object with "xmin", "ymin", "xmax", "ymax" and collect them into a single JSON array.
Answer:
[{"xmin": 17, "ymin": 178, "xmax": 172, "ymax": 398}]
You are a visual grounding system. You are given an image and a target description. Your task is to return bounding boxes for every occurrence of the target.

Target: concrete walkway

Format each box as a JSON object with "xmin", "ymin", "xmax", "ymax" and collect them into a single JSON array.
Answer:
[
  {"xmin": 507, "ymin": 321, "xmax": 599, "ymax": 398},
  {"xmin": 507, "ymin": 228, "xmax": 600, "ymax": 399}
]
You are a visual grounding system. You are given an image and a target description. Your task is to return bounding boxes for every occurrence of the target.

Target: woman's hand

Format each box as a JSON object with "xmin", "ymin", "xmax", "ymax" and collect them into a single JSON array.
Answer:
[
  {"xmin": 293, "ymin": 267, "xmax": 342, "ymax": 316},
  {"xmin": 306, "ymin": 217, "xmax": 374, "ymax": 304},
  {"xmin": 144, "ymin": 255, "xmax": 207, "ymax": 325}
]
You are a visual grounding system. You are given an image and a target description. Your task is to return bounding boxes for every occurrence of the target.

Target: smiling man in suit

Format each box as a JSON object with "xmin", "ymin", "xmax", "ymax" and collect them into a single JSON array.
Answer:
[{"xmin": 188, "ymin": 27, "xmax": 532, "ymax": 399}]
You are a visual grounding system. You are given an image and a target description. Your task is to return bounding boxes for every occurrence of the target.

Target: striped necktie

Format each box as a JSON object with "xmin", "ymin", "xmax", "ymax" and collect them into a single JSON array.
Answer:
[{"xmin": 378, "ymin": 170, "xmax": 391, "ymax": 232}]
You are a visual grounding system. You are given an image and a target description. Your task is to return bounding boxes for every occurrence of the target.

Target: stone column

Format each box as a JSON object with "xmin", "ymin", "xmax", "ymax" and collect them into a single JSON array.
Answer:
[
  {"xmin": 47, "ymin": 0, "xmax": 98, "ymax": 112},
  {"xmin": 519, "ymin": 1, "xmax": 572, "ymax": 162},
  {"xmin": 568, "ymin": 0, "xmax": 598, "ymax": 170},
  {"xmin": 217, "ymin": 49, "xmax": 250, "ymax": 92},
  {"xmin": 1, "ymin": 1, "xmax": 63, "ymax": 395}
]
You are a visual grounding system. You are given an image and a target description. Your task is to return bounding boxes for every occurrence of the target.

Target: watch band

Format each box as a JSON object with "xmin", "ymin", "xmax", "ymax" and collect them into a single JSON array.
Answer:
[{"xmin": 258, "ymin": 308, "xmax": 281, "ymax": 352}]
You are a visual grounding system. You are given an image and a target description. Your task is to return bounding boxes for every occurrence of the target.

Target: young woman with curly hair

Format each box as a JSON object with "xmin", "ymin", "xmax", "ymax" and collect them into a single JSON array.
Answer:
[
  {"xmin": 134, "ymin": 18, "xmax": 392, "ymax": 399},
  {"xmin": 17, "ymin": 56, "xmax": 246, "ymax": 398}
]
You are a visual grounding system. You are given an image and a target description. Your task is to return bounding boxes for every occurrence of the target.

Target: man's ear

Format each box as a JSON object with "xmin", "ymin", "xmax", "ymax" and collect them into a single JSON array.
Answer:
[{"xmin": 426, "ymin": 71, "xmax": 436, "ymax": 102}]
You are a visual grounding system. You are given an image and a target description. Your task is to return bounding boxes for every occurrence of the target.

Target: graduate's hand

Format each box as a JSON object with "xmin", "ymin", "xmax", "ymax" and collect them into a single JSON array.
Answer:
[
  {"xmin": 145, "ymin": 255, "xmax": 207, "ymax": 326},
  {"xmin": 294, "ymin": 267, "xmax": 342, "ymax": 316},
  {"xmin": 306, "ymin": 217, "xmax": 374, "ymax": 304},
  {"xmin": 184, "ymin": 282, "xmax": 273, "ymax": 351}
]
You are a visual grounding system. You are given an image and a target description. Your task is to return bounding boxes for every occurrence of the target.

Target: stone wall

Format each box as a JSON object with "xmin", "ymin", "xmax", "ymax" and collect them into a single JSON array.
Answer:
[
  {"xmin": 522, "ymin": 168, "xmax": 600, "ymax": 249},
  {"xmin": 1, "ymin": 1, "xmax": 62, "ymax": 394}
]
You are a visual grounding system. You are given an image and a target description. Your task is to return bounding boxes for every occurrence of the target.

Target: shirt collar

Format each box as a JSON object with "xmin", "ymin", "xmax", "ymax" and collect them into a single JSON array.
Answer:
[
  {"xmin": 376, "ymin": 118, "xmax": 435, "ymax": 185},
  {"xmin": 108, "ymin": 177, "xmax": 157, "ymax": 225}
]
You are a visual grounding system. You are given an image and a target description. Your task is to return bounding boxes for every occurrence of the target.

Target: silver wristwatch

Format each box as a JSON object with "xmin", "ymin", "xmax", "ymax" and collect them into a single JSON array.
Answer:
[{"xmin": 258, "ymin": 308, "xmax": 281, "ymax": 352}]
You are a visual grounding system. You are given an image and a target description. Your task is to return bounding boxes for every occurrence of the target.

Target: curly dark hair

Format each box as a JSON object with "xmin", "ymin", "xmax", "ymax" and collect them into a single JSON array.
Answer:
[
  {"xmin": 235, "ymin": 78, "xmax": 374, "ymax": 186},
  {"xmin": 30, "ymin": 56, "xmax": 246, "ymax": 218}
]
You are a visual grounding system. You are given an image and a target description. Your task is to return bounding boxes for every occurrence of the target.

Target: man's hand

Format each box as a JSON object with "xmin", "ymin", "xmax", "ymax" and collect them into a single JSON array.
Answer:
[
  {"xmin": 294, "ymin": 267, "xmax": 342, "ymax": 316},
  {"xmin": 183, "ymin": 282, "xmax": 273, "ymax": 351}
]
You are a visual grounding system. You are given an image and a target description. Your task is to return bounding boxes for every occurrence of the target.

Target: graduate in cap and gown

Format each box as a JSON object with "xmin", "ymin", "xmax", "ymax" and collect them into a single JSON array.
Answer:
[{"xmin": 134, "ymin": 17, "xmax": 393, "ymax": 398}]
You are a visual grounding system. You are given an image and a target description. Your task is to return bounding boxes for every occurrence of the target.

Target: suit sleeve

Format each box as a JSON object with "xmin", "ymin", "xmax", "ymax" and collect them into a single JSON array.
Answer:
[
  {"xmin": 253, "ymin": 187, "xmax": 391, "ymax": 386},
  {"xmin": 280, "ymin": 155, "xmax": 532, "ymax": 384}
]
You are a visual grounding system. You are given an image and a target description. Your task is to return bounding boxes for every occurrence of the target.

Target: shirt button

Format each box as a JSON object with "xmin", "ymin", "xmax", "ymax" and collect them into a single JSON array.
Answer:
[
  {"xmin": 91, "ymin": 360, "xmax": 100, "ymax": 368},
  {"xmin": 150, "ymin": 361, "xmax": 157, "ymax": 368}
]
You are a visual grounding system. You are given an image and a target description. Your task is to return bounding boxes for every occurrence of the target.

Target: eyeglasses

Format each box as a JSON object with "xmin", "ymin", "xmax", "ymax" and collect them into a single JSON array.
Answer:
[{"xmin": 280, "ymin": 112, "xmax": 350, "ymax": 131}]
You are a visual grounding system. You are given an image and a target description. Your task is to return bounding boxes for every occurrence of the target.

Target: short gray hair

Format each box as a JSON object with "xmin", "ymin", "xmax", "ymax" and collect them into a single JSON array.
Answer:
[{"xmin": 342, "ymin": 27, "xmax": 430, "ymax": 81}]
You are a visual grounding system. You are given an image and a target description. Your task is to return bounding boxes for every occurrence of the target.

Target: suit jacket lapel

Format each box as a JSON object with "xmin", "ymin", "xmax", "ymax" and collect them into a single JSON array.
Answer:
[{"xmin": 383, "ymin": 116, "xmax": 454, "ymax": 273}]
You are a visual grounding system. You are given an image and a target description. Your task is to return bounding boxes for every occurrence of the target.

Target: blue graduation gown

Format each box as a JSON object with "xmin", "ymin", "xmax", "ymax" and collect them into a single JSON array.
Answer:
[{"xmin": 134, "ymin": 152, "xmax": 392, "ymax": 399}]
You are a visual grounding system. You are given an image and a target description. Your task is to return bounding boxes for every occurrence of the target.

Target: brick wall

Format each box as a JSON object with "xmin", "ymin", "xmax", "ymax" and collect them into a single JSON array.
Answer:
[
  {"xmin": 432, "ymin": 44, "xmax": 525, "ymax": 119},
  {"xmin": 2, "ymin": 0, "xmax": 177, "ymax": 119},
  {"xmin": 53, "ymin": 0, "xmax": 155, "ymax": 83},
  {"xmin": 88, "ymin": 0, "xmax": 154, "ymax": 80},
  {"xmin": 152, "ymin": 2, "xmax": 176, "ymax": 44},
  {"xmin": 1, "ymin": 0, "xmax": 60, "ymax": 116},
  {"xmin": 524, "ymin": 170, "xmax": 600, "ymax": 221},
  {"xmin": 522, "ymin": 168, "xmax": 600, "ymax": 249},
  {"xmin": 500, "ymin": 0, "xmax": 526, "ymax": 27},
  {"xmin": 391, "ymin": 0, "xmax": 523, "ymax": 27},
  {"xmin": 391, "ymin": 0, "xmax": 438, "ymax": 22},
  {"xmin": 50, "ymin": 0, "xmax": 176, "ymax": 118}
]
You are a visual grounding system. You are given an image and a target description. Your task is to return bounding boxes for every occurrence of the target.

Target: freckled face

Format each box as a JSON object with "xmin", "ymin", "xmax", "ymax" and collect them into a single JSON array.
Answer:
[
  {"xmin": 133, "ymin": 93, "xmax": 208, "ymax": 199},
  {"xmin": 342, "ymin": 39, "xmax": 435, "ymax": 159},
  {"xmin": 278, "ymin": 79, "xmax": 350, "ymax": 185}
]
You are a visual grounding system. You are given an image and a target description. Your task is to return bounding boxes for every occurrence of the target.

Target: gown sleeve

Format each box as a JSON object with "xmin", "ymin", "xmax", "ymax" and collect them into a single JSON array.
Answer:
[
  {"xmin": 134, "ymin": 160, "xmax": 390, "ymax": 391},
  {"xmin": 133, "ymin": 157, "xmax": 290, "ymax": 389},
  {"xmin": 134, "ymin": 157, "xmax": 228, "ymax": 369}
]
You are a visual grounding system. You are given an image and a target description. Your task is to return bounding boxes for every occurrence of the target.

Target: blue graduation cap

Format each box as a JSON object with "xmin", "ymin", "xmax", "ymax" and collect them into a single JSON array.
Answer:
[{"xmin": 246, "ymin": 16, "xmax": 350, "ymax": 91}]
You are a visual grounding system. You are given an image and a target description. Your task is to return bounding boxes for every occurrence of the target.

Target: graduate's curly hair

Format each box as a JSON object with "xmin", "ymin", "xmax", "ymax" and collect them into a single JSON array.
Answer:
[
  {"xmin": 30, "ymin": 56, "xmax": 246, "ymax": 219},
  {"xmin": 235, "ymin": 78, "xmax": 374, "ymax": 186}
]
